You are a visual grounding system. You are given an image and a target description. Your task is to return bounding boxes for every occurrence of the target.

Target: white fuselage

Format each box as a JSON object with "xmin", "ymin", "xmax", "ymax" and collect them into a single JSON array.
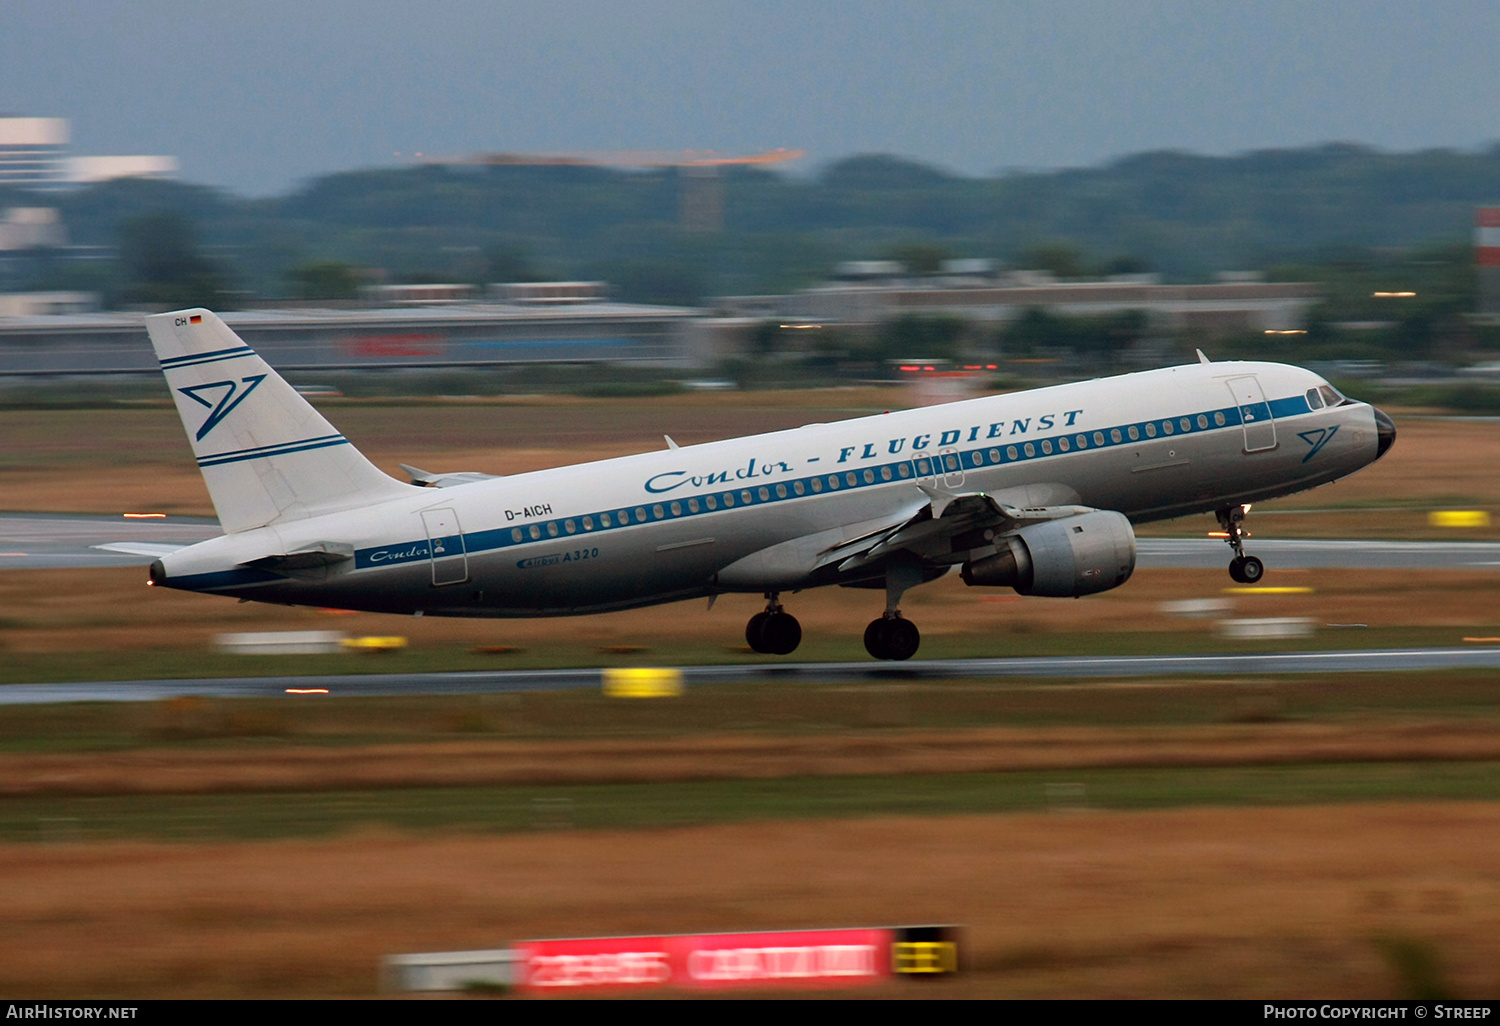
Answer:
[{"xmin": 154, "ymin": 360, "xmax": 1384, "ymax": 616}]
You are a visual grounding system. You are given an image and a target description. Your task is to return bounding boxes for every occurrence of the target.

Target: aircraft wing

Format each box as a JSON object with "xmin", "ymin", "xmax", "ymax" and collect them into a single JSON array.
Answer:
[{"xmin": 820, "ymin": 484, "xmax": 1097, "ymax": 574}]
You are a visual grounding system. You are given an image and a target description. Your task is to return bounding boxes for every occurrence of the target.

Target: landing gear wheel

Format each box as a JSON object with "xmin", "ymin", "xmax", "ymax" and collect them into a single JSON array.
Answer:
[
  {"xmin": 745, "ymin": 611, "xmax": 771, "ymax": 652},
  {"xmin": 759, "ymin": 611, "xmax": 802, "ymax": 655},
  {"xmin": 864, "ymin": 617, "xmax": 921, "ymax": 661},
  {"xmin": 1230, "ymin": 555, "xmax": 1264, "ymax": 584},
  {"xmin": 1218, "ymin": 505, "xmax": 1266, "ymax": 584},
  {"xmin": 884, "ymin": 618, "xmax": 920, "ymax": 661}
]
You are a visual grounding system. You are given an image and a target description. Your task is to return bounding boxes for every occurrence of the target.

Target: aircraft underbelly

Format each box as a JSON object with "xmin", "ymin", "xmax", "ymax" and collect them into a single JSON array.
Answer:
[{"xmin": 448, "ymin": 493, "xmax": 891, "ymax": 612}]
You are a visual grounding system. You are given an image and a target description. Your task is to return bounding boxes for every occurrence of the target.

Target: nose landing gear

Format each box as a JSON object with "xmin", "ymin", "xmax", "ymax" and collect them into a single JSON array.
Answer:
[
  {"xmin": 745, "ymin": 593, "xmax": 802, "ymax": 655},
  {"xmin": 1217, "ymin": 505, "xmax": 1265, "ymax": 584}
]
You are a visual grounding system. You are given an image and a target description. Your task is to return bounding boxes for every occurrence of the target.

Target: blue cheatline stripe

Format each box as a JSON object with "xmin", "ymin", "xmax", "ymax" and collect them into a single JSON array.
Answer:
[
  {"xmin": 197, "ymin": 435, "xmax": 349, "ymax": 468},
  {"xmin": 342, "ymin": 394, "xmax": 1333, "ymax": 574},
  {"xmin": 159, "ymin": 346, "xmax": 255, "ymax": 370},
  {"xmin": 160, "ymin": 566, "xmax": 286, "ymax": 591},
  {"xmin": 1269, "ymin": 395, "xmax": 1313, "ymax": 418}
]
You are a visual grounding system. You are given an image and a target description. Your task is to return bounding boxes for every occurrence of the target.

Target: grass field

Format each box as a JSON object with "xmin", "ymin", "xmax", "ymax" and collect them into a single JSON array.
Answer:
[
  {"xmin": 2, "ymin": 393, "xmax": 1500, "ymax": 997},
  {"xmin": 7, "ymin": 762, "xmax": 1500, "ymax": 844}
]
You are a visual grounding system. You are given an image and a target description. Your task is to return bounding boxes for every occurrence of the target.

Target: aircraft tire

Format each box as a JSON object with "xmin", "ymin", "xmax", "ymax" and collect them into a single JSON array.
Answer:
[
  {"xmin": 884, "ymin": 618, "xmax": 921, "ymax": 661},
  {"xmin": 1228, "ymin": 557, "xmax": 1247, "ymax": 583},
  {"xmin": 863, "ymin": 618, "xmax": 892, "ymax": 659},
  {"xmin": 760, "ymin": 611, "xmax": 802, "ymax": 655},
  {"xmin": 1239, "ymin": 555, "xmax": 1265, "ymax": 583},
  {"xmin": 745, "ymin": 612, "xmax": 771, "ymax": 653}
]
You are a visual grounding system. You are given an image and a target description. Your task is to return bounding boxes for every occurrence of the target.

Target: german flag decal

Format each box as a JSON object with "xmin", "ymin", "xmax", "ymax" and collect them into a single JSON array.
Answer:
[{"xmin": 190, "ymin": 314, "xmax": 202, "ymax": 324}]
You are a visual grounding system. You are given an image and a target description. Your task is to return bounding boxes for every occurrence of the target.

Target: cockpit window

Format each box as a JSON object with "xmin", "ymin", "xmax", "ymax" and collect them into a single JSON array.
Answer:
[
  {"xmin": 1305, "ymin": 387, "xmax": 1325, "ymax": 410},
  {"xmin": 1319, "ymin": 385, "xmax": 1345, "ymax": 407}
]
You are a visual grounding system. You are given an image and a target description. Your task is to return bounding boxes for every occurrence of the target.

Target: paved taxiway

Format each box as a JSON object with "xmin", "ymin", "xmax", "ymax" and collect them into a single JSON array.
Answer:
[
  {"xmin": 5, "ymin": 513, "xmax": 1500, "ymax": 571},
  {"xmin": 3, "ymin": 647, "xmax": 1500, "ymax": 705}
]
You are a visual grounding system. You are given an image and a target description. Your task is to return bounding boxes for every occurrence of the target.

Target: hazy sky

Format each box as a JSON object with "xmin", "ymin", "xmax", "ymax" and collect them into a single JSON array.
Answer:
[{"xmin": 4, "ymin": 0, "xmax": 1500, "ymax": 196}]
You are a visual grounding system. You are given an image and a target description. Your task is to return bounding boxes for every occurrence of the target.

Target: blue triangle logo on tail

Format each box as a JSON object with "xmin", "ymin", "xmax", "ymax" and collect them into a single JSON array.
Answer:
[
  {"xmin": 1297, "ymin": 425, "xmax": 1339, "ymax": 463},
  {"xmin": 179, "ymin": 375, "xmax": 267, "ymax": 440}
]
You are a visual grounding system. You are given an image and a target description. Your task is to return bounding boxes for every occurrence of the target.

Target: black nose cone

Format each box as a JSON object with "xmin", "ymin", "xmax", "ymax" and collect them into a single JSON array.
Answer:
[{"xmin": 1374, "ymin": 407, "xmax": 1396, "ymax": 460}]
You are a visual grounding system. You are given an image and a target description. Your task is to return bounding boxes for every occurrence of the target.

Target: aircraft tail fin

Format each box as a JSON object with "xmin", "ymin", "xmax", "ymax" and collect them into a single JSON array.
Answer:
[{"xmin": 146, "ymin": 309, "xmax": 412, "ymax": 534}]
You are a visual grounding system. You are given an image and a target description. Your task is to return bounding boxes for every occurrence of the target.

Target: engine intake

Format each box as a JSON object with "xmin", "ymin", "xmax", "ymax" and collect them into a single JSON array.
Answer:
[{"xmin": 960, "ymin": 510, "xmax": 1136, "ymax": 597}]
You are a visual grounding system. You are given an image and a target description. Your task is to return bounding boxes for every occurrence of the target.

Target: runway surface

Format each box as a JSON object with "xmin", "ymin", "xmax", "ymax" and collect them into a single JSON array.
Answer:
[
  {"xmin": 4, "ymin": 647, "xmax": 1500, "ymax": 705},
  {"xmin": 0, "ymin": 513, "xmax": 220, "ymax": 569},
  {"xmin": 5, "ymin": 514, "xmax": 1500, "ymax": 705},
  {"xmin": 5, "ymin": 513, "xmax": 1500, "ymax": 571}
]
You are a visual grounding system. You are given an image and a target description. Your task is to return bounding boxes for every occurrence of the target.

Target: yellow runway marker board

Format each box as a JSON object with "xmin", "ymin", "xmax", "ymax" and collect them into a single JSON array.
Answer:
[
  {"xmin": 1223, "ymin": 586, "xmax": 1314, "ymax": 595},
  {"xmin": 603, "ymin": 667, "xmax": 684, "ymax": 698},
  {"xmin": 1430, "ymin": 510, "xmax": 1491, "ymax": 528}
]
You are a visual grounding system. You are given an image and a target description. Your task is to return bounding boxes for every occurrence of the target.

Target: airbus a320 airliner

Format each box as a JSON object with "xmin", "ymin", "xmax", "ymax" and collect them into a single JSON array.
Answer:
[{"xmin": 131, "ymin": 309, "xmax": 1394, "ymax": 660}]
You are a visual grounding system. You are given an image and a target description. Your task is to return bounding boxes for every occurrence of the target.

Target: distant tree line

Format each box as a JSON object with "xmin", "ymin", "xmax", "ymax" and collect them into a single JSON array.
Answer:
[{"xmin": 3, "ymin": 141, "xmax": 1498, "ymax": 317}]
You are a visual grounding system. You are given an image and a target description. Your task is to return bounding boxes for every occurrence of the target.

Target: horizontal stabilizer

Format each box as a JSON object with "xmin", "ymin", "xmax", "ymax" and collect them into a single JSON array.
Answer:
[
  {"xmin": 399, "ymin": 463, "xmax": 501, "ymax": 488},
  {"xmin": 91, "ymin": 541, "xmax": 189, "ymax": 558},
  {"xmin": 240, "ymin": 542, "xmax": 354, "ymax": 572}
]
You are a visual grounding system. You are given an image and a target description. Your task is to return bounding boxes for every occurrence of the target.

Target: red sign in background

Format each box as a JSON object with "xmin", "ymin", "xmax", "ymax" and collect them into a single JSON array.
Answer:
[{"xmin": 516, "ymin": 928, "xmax": 891, "ymax": 992}]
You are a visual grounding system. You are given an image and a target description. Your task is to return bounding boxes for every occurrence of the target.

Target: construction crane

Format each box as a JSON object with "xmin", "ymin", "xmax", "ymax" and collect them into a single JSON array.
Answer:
[{"xmin": 418, "ymin": 148, "xmax": 806, "ymax": 231}]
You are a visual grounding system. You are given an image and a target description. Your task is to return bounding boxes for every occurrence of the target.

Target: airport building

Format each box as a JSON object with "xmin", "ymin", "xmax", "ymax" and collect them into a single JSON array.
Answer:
[
  {"xmin": 0, "ymin": 300, "xmax": 703, "ymax": 378},
  {"xmin": 717, "ymin": 272, "xmax": 1320, "ymax": 335},
  {"xmin": 0, "ymin": 118, "xmax": 69, "ymax": 187},
  {"xmin": 0, "ymin": 116, "xmax": 177, "ymax": 188}
]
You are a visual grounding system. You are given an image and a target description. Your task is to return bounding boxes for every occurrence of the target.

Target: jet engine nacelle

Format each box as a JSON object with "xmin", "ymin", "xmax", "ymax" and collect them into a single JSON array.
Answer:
[{"xmin": 959, "ymin": 510, "xmax": 1136, "ymax": 597}]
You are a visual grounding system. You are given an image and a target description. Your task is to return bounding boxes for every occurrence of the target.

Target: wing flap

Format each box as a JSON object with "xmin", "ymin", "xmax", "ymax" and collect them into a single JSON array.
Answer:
[{"xmin": 831, "ymin": 485, "xmax": 1100, "ymax": 573}]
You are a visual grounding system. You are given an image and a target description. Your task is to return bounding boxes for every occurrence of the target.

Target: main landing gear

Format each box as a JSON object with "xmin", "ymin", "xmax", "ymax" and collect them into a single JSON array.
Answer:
[
  {"xmin": 863, "ymin": 554, "xmax": 925, "ymax": 661},
  {"xmin": 746, "ymin": 593, "xmax": 802, "ymax": 655},
  {"xmin": 1216, "ymin": 505, "xmax": 1265, "ymax": 584},
  {"xmin": 743, "ymin": 556, "xmax": 929, "ymax": 662}
]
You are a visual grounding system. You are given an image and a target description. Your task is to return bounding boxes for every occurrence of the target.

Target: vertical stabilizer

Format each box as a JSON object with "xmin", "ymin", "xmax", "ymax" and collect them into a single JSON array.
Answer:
[{"xmin": 146, "ymin": 309, "xmax": 412, "ymax": 533}]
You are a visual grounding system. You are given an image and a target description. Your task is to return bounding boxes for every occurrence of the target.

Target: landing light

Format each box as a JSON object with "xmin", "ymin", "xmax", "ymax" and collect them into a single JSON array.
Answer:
[
  {"xmin": 1264, "ymin": 329, "xmax": 1307, "ymax": 335},
  {"xmin": 123, "ymin": 512, "xmax": 166, "ymax": 519},
  {"xmin": 285, "ymin": 688, "xmax": 330, "ymax": 694},
  {"xmin": 1373, "ymin": 291, "xmax": 1416, "ymax": 298}
]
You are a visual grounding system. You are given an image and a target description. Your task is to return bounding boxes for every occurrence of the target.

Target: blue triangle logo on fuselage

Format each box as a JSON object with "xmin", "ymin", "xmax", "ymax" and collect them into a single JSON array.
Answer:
[{"xmin": 1297, "ymin": 425, "xmax": 1339, "ymax": 463}]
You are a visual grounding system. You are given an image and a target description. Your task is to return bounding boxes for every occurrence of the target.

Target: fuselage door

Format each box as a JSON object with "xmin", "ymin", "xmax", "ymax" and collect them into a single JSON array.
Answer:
[
  {"xmin": 1226, "ymin": 376, "xmax": 1277, "ymax": 452},
  {"xmin": 420, "ymin": 507, "xmax": 469, "ymax": 586}
]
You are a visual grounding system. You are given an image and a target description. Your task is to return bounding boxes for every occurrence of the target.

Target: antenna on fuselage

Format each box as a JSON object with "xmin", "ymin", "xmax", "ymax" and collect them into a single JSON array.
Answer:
[{"xmin": 1197, "ymin": 349, "xmax": 1211, "ymax": 364}]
